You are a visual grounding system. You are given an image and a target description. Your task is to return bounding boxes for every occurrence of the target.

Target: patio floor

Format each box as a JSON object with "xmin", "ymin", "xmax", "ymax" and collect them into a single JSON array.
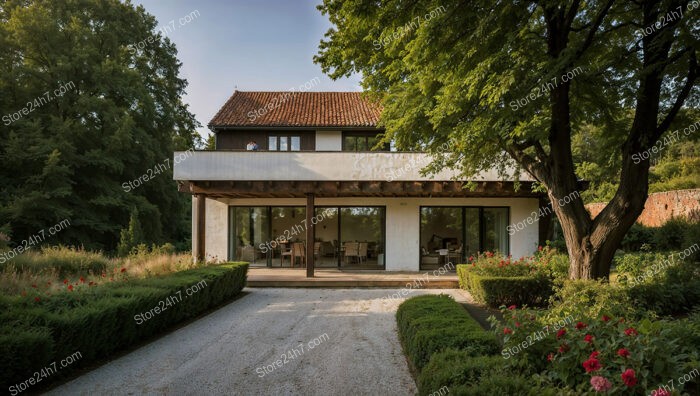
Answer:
[{"xmin": 246, "ymin": 268, "xmax": 459, "ymax": 288}]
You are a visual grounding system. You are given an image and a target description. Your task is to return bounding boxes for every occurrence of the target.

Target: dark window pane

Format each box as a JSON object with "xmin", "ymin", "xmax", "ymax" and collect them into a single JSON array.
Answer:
[{"xmin": 483, "ymin": 208, "xmax": 509, "ymax": 254}]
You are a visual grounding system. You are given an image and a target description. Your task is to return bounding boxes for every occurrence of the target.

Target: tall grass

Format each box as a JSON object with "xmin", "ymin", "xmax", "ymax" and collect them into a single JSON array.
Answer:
[{"xmin": 0, "ymin": 246, "xmax": 195, "ymax": 295}]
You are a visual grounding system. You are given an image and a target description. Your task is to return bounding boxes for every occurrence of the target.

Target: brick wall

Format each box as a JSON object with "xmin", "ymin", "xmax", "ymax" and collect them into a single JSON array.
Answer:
[{"xmin": 586, "ymin": 189, "xmax": 700, "ymax": 227}]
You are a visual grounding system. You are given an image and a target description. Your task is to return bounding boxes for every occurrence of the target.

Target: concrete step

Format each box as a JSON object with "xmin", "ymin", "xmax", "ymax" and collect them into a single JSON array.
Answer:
[{"xmin": 246, "ymin": 279, "xmax": 459, "ymax": 288}]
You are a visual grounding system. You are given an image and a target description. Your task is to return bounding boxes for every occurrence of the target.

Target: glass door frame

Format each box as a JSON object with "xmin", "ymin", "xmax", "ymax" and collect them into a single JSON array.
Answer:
[{"xmin": 418, "ymin": 206, "xmax": 510, "ymax": 269}]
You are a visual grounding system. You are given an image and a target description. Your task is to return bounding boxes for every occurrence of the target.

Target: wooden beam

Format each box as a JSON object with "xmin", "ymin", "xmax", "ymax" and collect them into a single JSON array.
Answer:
[
  {"xmin": 194, "ymin": 194, "xmax": 206, "ymax": 262},
  {"xmin": 181, "ymin": 180, "xmax": 544, "ymax": 198},
  {"xmin": 306, "ymin": 193, "xmax": 315, "ymax": 278}
]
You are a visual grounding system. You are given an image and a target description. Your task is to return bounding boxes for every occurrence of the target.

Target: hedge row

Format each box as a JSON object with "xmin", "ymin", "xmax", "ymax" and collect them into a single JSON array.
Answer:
[
  {"xmin": 396, "ymin": 295, "xmax": 503, "ymax": 395},
  {"xmin": 457, "ymin": 265, "xmax": 554, "ymax": 307},
  {"xmin": 0, "ymin": 262, "xmax": 248, "ymax": 393}
]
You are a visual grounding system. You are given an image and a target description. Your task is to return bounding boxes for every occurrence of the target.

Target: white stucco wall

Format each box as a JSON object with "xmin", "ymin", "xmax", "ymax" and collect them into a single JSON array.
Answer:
[
  {"xmin": 315, "ymin": 130, "xmax": 342, "ymax": 151},
  {"xmin": 192, "ymin": 197, "xmax": 228, "ymax": 262},
  {"xmin": 201, "ymin": 197, "xmax": 540, "ymax": 270}
]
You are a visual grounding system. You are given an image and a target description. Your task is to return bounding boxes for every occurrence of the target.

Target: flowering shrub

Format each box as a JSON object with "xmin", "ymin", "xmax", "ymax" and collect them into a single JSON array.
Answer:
[
  {"xmin": 458, "ymin": 247, "xmax": 569, "ymax": 307},
  {"xmin": 492, "ymin": 305, "xmax": 692, "ymax": 394},
  {"xmin": 466, "ymin": 246, "xmax": 568, "ymax": 279}
]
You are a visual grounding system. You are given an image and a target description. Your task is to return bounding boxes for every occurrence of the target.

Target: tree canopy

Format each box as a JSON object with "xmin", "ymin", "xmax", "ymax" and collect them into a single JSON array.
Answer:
[
  {"xmin": 316, "ymin": 0, "xmax": 699, "ymax": 278},
  {"xmin": 0, "ymin": 0, "xmax": 199, "ymax": 251}
]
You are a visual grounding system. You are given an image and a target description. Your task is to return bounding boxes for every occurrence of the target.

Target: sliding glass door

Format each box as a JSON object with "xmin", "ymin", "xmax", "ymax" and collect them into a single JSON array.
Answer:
[
  {"xmin": 229, "ymin": 207, "xmax": 269, "ymax": 266},
  {"xmin": 229, "ymin": 205, "xmax": 385, "ymax": 269},
  {"xmin": 420, "ymin": 206, "xmax": 510, "ymax": 269}
]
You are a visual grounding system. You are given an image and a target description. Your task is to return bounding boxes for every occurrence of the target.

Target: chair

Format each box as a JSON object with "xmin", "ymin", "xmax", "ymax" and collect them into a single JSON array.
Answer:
[
  {"xmin": 292, "ymin": 242, "xmax": 306, "ymax": 268},
  {"xmin": 239, "ymin": 245, "xmax": 256, "ymax": 263},
  {"xmin": 314, "ymin": 242, "xmax": 321, "ymax": 261},
  {"xmin": 358, "ymin": 242, "xmax": 368, "ymax": 264},
  {"xmin": 280, "ymin": 242, "xmax": 292, "ymax": 267},
  {"xmin": 447, "ymin": 245, "xmax": 463, "ymax": 265},
  {"xmin": 343, "ymin": 242, "xmax": 360, "ymax": 266}
]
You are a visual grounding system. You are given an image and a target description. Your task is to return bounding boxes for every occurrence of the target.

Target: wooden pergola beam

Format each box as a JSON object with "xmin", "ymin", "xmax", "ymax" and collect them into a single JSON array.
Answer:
[{"xmin": 178, "ymin": 180, "xmax": 544, "ymax": 198}]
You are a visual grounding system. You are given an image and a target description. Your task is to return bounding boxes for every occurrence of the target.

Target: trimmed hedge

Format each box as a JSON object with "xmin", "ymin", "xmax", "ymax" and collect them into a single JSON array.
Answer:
[
  {"xmin": 0, "ymin": 262, "xmax": 248, "ymax": 392},
  {"xmin": 457, "ymin": 265, "xmax": 554, "ymax": 307},
  {"xmin": 418, "ymin": 351, "xmax": 505, "ymax": 394},
  {"xmin": 396, "ymin": 295, "xmax": 498, "ymax": 371},
  {"xmin": 396, "ymin": 295, "xmax": 554, "ymax": 394}
]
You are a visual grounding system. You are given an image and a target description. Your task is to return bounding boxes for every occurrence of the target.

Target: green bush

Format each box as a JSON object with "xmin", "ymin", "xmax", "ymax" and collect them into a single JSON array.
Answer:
[
  {"xmin": 627, "ymin": 279, "xmax": 700, "ymax": 316},
  {"xmin": 396, "ymin": 295, "xmax": 498, "ymax": 371},
  {"xmin": 545, "ymin": 280, "xmax": 638, "ymax": 321},
  {"xmin": 620, "ymin": 223, "xmax": 655, "ymax": 251},
  {"xmin": 457, "ymin": 247, "xmax": 567, "ymax": 308},
  {"xmin": 615, "ymin": 248, "xmax": 700, "ymax": 316},
  {"xmin": 418, "ymin": 351, "xmax": 505, "ymax": 395},
  {"xmin": 0, "ymin": 262, "xmax": 248, "ymax": 392},
  {"xmin": 614, "ymin": 251, "xmax": 668, "ymax": 286},
  {"xmin": 458, "ymin": 267, "xmax": 555, "ymax": 308},
  {"xmin": 448, "ymin": 375, "xmax": 561, "ymax": 396},
  {"xmin": 653, "ymin": 218, "xmax": 688, "ymax": 250}
]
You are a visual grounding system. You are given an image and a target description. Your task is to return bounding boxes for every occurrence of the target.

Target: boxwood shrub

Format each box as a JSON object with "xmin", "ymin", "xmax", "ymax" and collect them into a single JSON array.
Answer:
[
  {"xmin": 456, "ymin": 248, "xmax": 566, "ymax": 308},
  {"xmin": 457, "ymin": 268, "xmax": 554, "ymax": 307},
  {"xmin": 0, "ymin": 262, "xmax": 248, "ymax": 392},
  {"xmin": 396, "ymin": 294, "xmax": 498, "ymax": 371},
  {"xmin": 397, "ymin": 295, "xmax": 557, "ymax": 394}
]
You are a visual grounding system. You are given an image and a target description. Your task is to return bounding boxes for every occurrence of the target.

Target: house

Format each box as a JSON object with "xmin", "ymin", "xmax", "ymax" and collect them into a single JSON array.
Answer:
[{"xmin": 173, "ymin": 91, "xmax": 548, "ymax": 275}]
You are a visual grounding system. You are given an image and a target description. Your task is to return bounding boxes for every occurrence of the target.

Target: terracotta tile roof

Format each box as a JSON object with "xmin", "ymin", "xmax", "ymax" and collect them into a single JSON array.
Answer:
[{"xmin": 209, "ymin": 91, "xmax": 382, "ymax": 129}]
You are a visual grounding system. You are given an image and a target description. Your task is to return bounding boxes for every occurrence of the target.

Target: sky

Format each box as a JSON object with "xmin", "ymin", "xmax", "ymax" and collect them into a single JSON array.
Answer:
[{"xmin": 132, "ymin": 0, "xmax": 362, "ymax": 141}]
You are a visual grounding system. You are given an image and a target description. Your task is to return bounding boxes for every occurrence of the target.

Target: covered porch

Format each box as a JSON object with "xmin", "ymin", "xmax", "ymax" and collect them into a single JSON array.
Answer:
[{"xmin": 181, "ymin": 179, "xmax": 545, "ymax": 278}]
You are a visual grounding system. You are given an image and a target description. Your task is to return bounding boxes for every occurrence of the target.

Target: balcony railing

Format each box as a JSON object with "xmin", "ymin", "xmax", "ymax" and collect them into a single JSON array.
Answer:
[{"xmin": 173, "ymin": 151, "xmax": 527, "ymax": 182}]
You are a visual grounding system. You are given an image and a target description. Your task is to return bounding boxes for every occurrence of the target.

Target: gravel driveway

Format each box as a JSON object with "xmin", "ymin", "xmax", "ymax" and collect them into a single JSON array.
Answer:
[{"xmin": 47, "ymin": 288, "xmax": 466, "ymax": 396}]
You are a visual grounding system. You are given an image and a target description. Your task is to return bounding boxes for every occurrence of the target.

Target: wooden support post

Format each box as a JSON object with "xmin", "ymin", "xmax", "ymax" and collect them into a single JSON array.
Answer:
[
  {"xmin": 195, "ymin": 194, "xmax": 206, "ymax": 262},
  {"xmin": 306, "ymin": 193, "xmax": 315, "ymax": 278}
]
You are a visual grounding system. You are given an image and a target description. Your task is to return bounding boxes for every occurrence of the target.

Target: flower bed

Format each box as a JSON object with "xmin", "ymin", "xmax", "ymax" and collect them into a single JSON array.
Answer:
[
  {"xmin": 0, "ymin": 262, "xmax": 248, "ymax": 392},
  {"xmin": 457, "ymin": 247, "xmax": 568, "ymax": 308},
  {"xmin": 490, "ymin": 305, "xmax": 698, "ymax": 394}
]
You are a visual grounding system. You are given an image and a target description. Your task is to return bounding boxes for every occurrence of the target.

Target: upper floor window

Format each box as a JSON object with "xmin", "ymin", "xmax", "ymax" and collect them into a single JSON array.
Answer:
[
  {"xmin": 269, "ymin": 135, "xmax": 301, "ymax": 151},
  {"xmin": 342, "ymin": 132, "xmax": 385, "ymax": 151}
]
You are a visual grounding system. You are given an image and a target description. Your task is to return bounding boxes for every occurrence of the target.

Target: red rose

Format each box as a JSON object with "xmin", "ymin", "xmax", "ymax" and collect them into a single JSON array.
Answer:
[
  {"xmin": 582, "ymin": 357, "xmax": 602, "ymax": 373},
  {"xmin": 547, "ymin": 353, "xmax": 554, "ymax": 362},
  {"xmin": 617, "ymin": 348, "xmax": 630, "ymax": 358},
  {"xmin": 79, "ymin": 277, "xmax": 85, "ymax": 283},
  {"xmin": 89, "ymin": 281, "xmax": 95, "ymax": 286},
  {"xmin": 575, "ymin": 321, "xmax": 587, "ymax": 330},
  {"xmin": 63, "ymin": 279, "xmax": 69, "ymax": 284},
  {"xmin": 624, "ymin": 328, "xmax": 638, "ymax": 336},
  {"xmin": 602, "ymin": 315, "xmax": 611, "ymax": 322},
  {"xmin": 503, "ymin": 327, "xmax": 513, "ymax": 335},
  {"xmin": 121, "ymin": 268, "xmax": 126, "ymax": 273},
  {"xmin": 68, "ymin": 284, "xmax": 73, "ymax": 291},
  {"xmin": 34, "ymin": 297, "xmax": 41, "ymax": 302},
  {"xmin": 556, "ymin": 328, "xmax": 567, "ymax": 339},
  {"xmin": 589, "ymin": 351, "xmax": 600, "ymax": 359},
  {"xmin": 508, "ymin": 305, "xmax": 517, "ymax": 310},
  {"xmin": 538, "ymin": 245, "xmax": 543, "ymax": 251},
  {"xmin": 515, "ymin": 322, "xmax": 521, "ymax": 327},
  {"xmin": 621, "ymin": 369, "xmax": 637, "ymax": 387},
  {"xmin": 584, "ymin": 334, "xmax": 594, "ymax": 343}
]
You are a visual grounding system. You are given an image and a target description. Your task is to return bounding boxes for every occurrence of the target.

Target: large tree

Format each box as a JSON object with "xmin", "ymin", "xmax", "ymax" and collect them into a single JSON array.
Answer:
[
  {"xmin": 0, "ymin": 0, "xmax": 199, "ymax": 251},
  {"xmin": 315, "ymin": 0, "xmax": 699, "ymax": 279}
]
